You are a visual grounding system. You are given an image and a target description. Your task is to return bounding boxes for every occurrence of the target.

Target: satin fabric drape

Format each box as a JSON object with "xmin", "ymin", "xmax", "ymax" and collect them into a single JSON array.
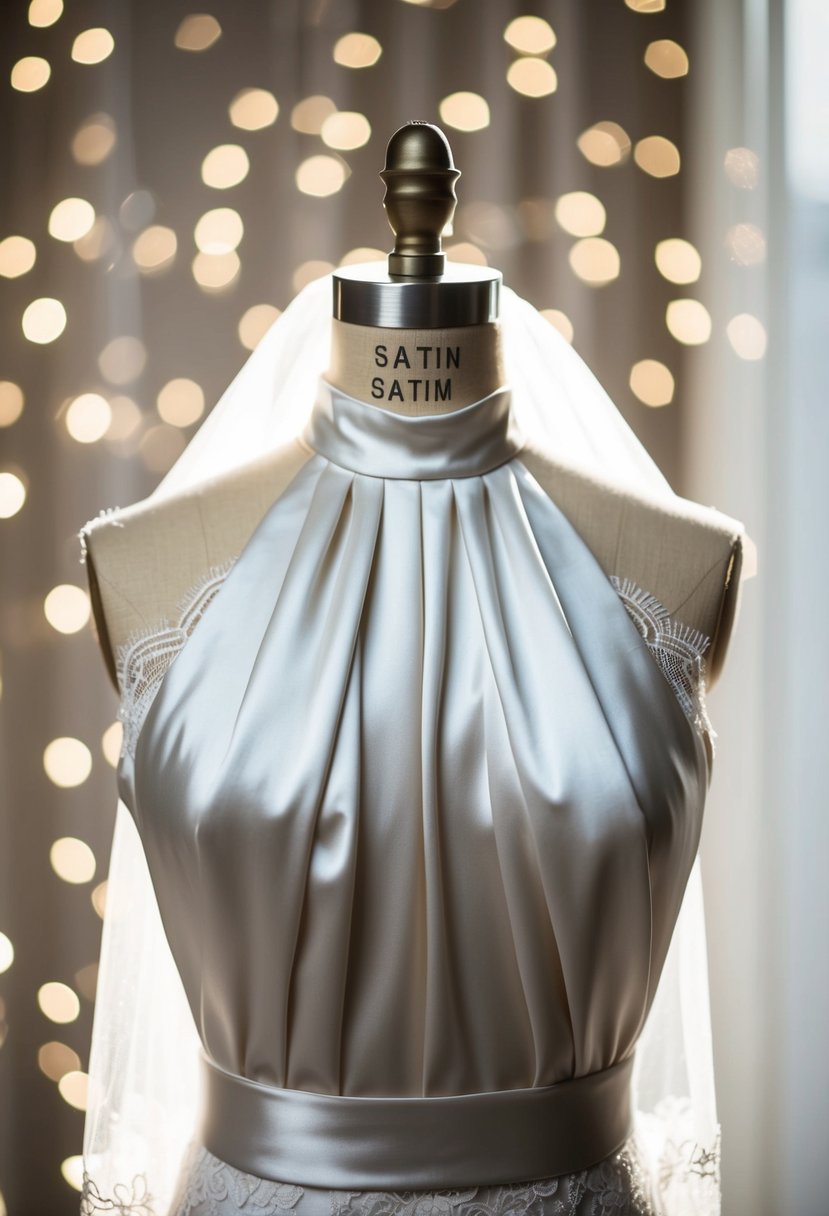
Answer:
[{"xmin": 116, "ymin": 377, "xmax": 707, "ymax": 1188}]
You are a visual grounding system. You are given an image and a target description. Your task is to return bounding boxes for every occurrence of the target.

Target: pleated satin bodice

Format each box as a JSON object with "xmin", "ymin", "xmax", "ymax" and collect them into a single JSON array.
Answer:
[{"xmin": 116, "ymin": 376, "xmax": 708, "ymax": 1184}]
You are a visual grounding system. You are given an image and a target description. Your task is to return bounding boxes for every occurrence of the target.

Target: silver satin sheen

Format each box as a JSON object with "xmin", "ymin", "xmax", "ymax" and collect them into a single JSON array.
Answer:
[{"xmin": 116, "ymin": 376, "xmax": 709, "ymax": 1192}]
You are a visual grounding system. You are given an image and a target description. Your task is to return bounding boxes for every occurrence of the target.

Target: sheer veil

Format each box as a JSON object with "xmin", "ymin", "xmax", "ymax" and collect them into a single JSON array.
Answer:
[{"xmin": 81, "ymin": 270, "xmax": 740, "ymax": 1215}]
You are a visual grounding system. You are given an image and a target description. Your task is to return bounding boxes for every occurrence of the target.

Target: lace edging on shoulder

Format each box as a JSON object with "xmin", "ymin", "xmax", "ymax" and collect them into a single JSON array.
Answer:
[
  {"xmin": 115, "ymin": 556, "xmax": 238, "ymax": 761},
  {"xmin": 609, "ymin": 574, "xmax": 716, "ymax": 753}
]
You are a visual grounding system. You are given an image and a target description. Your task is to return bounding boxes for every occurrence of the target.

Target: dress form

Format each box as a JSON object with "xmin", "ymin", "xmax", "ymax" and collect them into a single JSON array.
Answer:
[{"xmin": 80, "ymin": 123, "xmax": 747, "ymax": 705}]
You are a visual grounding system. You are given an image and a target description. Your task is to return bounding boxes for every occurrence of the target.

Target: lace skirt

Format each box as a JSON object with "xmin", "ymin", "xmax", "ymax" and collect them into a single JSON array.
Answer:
[{"xmin": 167, "ymin": 1133, "xmax": 657, "ymax": 1216}]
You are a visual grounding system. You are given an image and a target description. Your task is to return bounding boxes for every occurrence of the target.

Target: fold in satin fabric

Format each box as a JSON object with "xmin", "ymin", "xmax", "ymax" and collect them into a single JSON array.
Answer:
[{"xmin": 117, "ymin": 377, "xmax": 708, "ymax": 1189}]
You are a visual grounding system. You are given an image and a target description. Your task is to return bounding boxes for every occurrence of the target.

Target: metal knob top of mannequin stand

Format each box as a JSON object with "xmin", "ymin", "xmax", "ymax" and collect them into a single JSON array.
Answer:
[{"xmin": 332, "ymin": 121, "xmax": 501, "ymax": 329}]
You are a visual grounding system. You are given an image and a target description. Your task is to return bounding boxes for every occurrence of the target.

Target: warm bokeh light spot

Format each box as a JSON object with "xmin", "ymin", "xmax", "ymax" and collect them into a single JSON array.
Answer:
[
  {"xmin": 139, "ymin": 424, "xmax": 188, "ymax": 473},
  {"xmin": 106, "ymin": 395, "xmax": 142, "ymax": 441},
  {"xmin": 630, "ymin": 359, "xmax": 675, "ymax": 406},
  {"xmin": 634, "ymin": 136, "xmax": 680, "ymax": 177},
  {"xmin": 49, "ymin": 198, "xmax": 95, "ymax": 242},
  {"xmin": 201, "ymin": 144, "xmax": 250, "ymax": 189},
  {"xmin": 321, "ymin": 111, "xmax": 371, "ymax": 150},
  {"xmin": 133, "ymin": 225, "xmax": 177, "ymax": 273},
  {"xmin": 29, "ymin": 0, "xmax": 63, "ymax": 27},
  {"xmin": 43, "ymin": 737, "xmax": 92, "ymax": 788},
  {"xmin": 157, "ymin": 378, "xmax": 205, "ymax": 426},
  {"xmin": 554, "ymin": 192, "xmax": 606, "ymax": 237},
  {"xmin": 655, "ymin": 238, "xmax": 701, "ymax": 283},
  {"xmin": 726, "ymin": 313, "xmax": 767, "ymax": 360},
  {"xmin": 192, "ymin": 250, "xmax": 240, "ymax": 291},
  {"xmin": 625, "ymin": 0, "xmax": 666, "ymax": 10},
  {"xmin": 439, "ymin": 92, "xmax": 490, "ymax": 132},
  {"xmin": 61, "ymin": 1156, "xmax": 85, "ymax": 1193},
  {"xmin": 58, "ymin": 1070, "xmax": 88, "ymax": 1111},
  {"xmin": 71, "ymin": 113, "xmax": 117, "ymax": 165},
  {"xmin": 724, "ymin": 147, "xmax": 760, "ymax": 189},
  {"xmin": 38, "ymin": 1042, "xmax": 81, "ymax": 1082},
  {"xmin": 11, "ymin": 57, "xmax": 51, "ymax": 92},
  {"xmin": 65, "ymin": 393, "xmax": 111, "ymax": 443},
  {"xmin": 38, "ymin": 982, "xmax": 80, "ymax": 1024},
  {"xmin": 0, "ymin": 383, "xmax": 24, "ymax": 428},
  {"xmin": 577, "ymin": 121, "xmax": 631, "ymax": 167},
  {"xmin": 238, "ymin": 304, "xmax": 281, "ymax": 350},
  {"xmin": 75, "ymin": 962, "xmax": 98, "ymax": 1003},
  {"xmin": 644, "ymin": 39, "xmax": 689, "ymax": 78},
  {"xmin": 0, "ymin": 472, "xmax": 26, "ymax": 519},
  {"xmin": 333, "ymin": 32, "xmax": 382, "ymax": 68},
  {"xmin": 22, "ymin": 297, "xmax": 66, "ymax": 344},
  {"xmin": 91, "ymin": 881, "xmax": 108, "ymax": 919},
  {"xmin": 503, "ymin": 15, "xmax": 556, "ymax": 54},
  {"xmin": 44, "ymin": 584, "xmax": 90, "ymax": 634},
  {"xmin": 174, "ymin": 14, "xmax": 221, "ymax": 52},
  {"xmin": 292, "ymin": 261, "xmax": 335, "ymax": 293},
  {"xmin": 569, "ymin": 237, "xmax": 620, "ymax": 285},
  {"xmin": 229, "ymin": 88, "xmax": 279, "ymax": 131},
  {"xmin": 339, "ymin": 247, "xmax": 386, "ymax": 266},
  {"xmin": 71, "ymin": 28, "xmax": 115, "ymax": 65},
  {"xmin": 50, "ymin": 837, "xmax": 96, "ymax": 884},
  {"xmin": 666, "ymin": 299, "xmax": 712, "ymax": 345},
  {"xmin": 0, "ymin": 236, "xmax": 36, "ymax": 278},
  {"xmin": 99, "ymin": 336, "xmax": 147, "ymax": 385},
  {"xmin": 507, "ymin": 58, "xmax": 557, "ymax": 97},
  {"xmin": 101, "ymin": 721, "xmax": 123, "ymax": 767},
  {"xmin": 0, "ymin": 933, "xmax": 13, "ymax": 975},
  {"xmin": 73, "ymin": 217, "xmax": 114, "ymax": 263},
  {"xmin": 291, "ymin": 95, "xmax": 337, "ymax": 135},
  {"xmin": 295, "ymin": 155, "xmax": 348, "ymax": 197},
  {"xmin": 445, "ymin": 243, "xmax": 488, "ymax": 266},
  {"xmin": 194, "ymin": 208, "xmax": 243, "ymax": 254},
  {"xmin": 540, "ymin": 309, "xmax": 574, "ymax": 343},
  {"xmin": 726, "ymin": 222, "xmax": 766, "ymax": 265}
]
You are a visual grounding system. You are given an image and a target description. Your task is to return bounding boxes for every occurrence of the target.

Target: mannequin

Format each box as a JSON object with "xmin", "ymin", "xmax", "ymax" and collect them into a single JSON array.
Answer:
[{"xmin": 80, "ymin": 123, "xmax": 745, "ymax": 727}]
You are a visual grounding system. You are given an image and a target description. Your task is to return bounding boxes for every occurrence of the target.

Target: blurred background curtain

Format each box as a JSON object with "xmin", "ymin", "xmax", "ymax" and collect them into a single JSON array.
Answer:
[{"xmin": 0, "ymin": 1, "xmax": 825, "ymax": 1213}]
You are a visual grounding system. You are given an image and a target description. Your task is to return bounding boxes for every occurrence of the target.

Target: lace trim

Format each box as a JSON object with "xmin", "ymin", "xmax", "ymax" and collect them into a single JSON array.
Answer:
[
  {"xmin": 114, "ymin": 557, "xmax": 238, "ymax": 761},
  {"xmin": 609, "ymin": 574, "xmax": 716, "ymax": 752}
]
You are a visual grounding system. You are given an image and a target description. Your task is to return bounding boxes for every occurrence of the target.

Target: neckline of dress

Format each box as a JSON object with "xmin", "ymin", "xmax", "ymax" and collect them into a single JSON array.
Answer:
[{"xmin": 298, "ymin": 376, "xmax": 527, "ymax": 480}]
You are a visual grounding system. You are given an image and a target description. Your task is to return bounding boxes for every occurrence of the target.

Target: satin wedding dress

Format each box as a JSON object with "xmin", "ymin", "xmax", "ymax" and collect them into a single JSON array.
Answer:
[{"xmin": 94, "ymin": 375, "xmax": 717, "ymax": 1216}]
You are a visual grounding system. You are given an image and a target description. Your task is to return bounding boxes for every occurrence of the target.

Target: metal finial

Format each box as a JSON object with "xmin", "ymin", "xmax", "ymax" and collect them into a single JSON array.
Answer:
[{"xmin": 380, "ymin": 122, "xmax": 461, "ymax": 277}]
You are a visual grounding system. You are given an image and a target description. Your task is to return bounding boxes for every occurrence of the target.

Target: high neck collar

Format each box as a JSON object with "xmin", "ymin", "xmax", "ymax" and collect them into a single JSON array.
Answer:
[{"xmin": 299, "ymin": 377, "xmax": 527, "ymax": 480}]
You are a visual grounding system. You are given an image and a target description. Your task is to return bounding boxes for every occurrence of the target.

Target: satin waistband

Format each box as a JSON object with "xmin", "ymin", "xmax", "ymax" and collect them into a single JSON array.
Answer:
[{"xmin": 198, "ymin": 1050, "xmax": 635, "ymax": 1190}]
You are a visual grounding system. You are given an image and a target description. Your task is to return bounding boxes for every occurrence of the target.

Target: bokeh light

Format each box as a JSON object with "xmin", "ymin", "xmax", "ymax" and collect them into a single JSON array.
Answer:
[
  {"xmin": 194, "ymin": 208, "xmax": 243, "ymax": 254},
  {"xmin": 49, "ymin": 198, "xmax": 95, "ymax": 242},
  {"xmin": 655, "ymin": 238, "xmax": 702, "ymax": 283},
  {"xmin": 71, "ymin": 29, "xmax": 115, "ymax": 65},
  {"xmin": 201, "ymin": 144, "xmax": 250, "ymax": 189},
  {"xmin": 0, "ymin": 236, "xmax": 36, "ymax": 278},
  {"xmin": 0, "ymin": 472, "xmax": 26, "ymax": 519},
  {"xmin": 99, "ymin": 337, "xmax": 147, "ymax": 385},
  {"xmin": 0, "ymin": 383, "xmax": 24, "ymax": 428},
  {"xmin": 578, "ymin": 122, "xmax": 631, "ymax": 167},
  {"xmin": 333, "ymin": 33, "xmax": 382, "ymax": 68},
  {"xmin": 292, "ymin": 261, "xmax": 335, "ymax": 292},
  {"xmin": 132, "ymin": 225, "xmax": 177, "ymax": 273},
  {"xmin": 726, "ymin": 222, "xmax": 766, "ymax": 265},
  {"xmin": 507, "ymin": 58, "xmax": 557, "ymax": 97},
  {"xmin": 28, "ymin": 0, "xmax": 63, "ymax": 27},
  {"xmin": 192, "ymin": 250, "xmax": 240, "ymax": 292},
  {"xmin": 38, "ymin": 982, "xmax": 80, "ymax": 1024},
  {"xmin": 321, "ymin": 112, "xmax": 371, "ymax": 151},
  {"xmin": 0, "ymin": 934, "xmax": 13, "ymax": 975},
  {"xmin": 541, "ymin": 309, "xmax": 574, "ymax": 343},
  {"xmin": 629, "ymin": 359, "xmax": 675, "ymax": 406},
  {"xmin": 625, "ymin": 0, "xmax": 666, "ymax": 11},
  {"xmin": 634, "ymin": 136, "xmax": 681, "ymax": 177},
  {"xmin": 229, "ymin": 88, "xmax": 279, "ymax": 131},
  {"xmin": 644, "ymin": 39, "xmax": 689, "ymax": 78},
  {"xmin": 238, "ymin": 304, "xmax": 281, "ymax": 350},
  {"xmin": 44, "ymin": 585, "xmax": 91, "ymax": 634},
  {"xmin": 295, "ymin": 155, "xmax": 348, "ymax": 197},
  {"xmin": 38, "ymin": 1042, "xmax": 80, "ymax": 1083},
  {"xmin": 445, "ymin": 243, "xmax": 488, "ymax": 266},
  {"xmin": 22, "ymin": 297, "xmax": 66, "ymax": 344},
  {"xmin": 726, "ymin": 313, "xmax": 767, "ymax": 359},
  {"xmin": 65, "ymin": 393, "xmax": 112, "ymax": 443},
  {"xmin": 503, "ymin": 16, "xmax": 556, "ymax": 54},
  {"xmin": 71, "ymin": 113, "xmax": 117, "ymax": 165},
  {"xmin": 43, "ymin": 737, "xmax": 92, "ymax": 788},
  {"xmin": 554, "ymin": 192, "xmax": 606, "ymax": 237},
  {"xmin": 291, "ymin": 95, "xmax": 337, "ymax": 134},
  {"xmin": 101, "ymin": 721, "xmax": 123, "ymax": 767},
  {"xmin": 439, "ymin": 92, "xmax": 490, "ymax": 132},
  {"xmin": 157, "ymin": 378, "xmax": 205, "ymax": 426},
  {"xmin": 73, "ymin": 217, "xmax": 115, "ymax": 263},
  {"xmin": 58, "ymin": 1070, "xmax": 88, "ymax": 1110},
  {"xmin": 10, "ymin": 57, "xmax": 51, "ymax": 92},
  {"xmin": 666, "ymin": 299, "xmax": 712, "ymax": 344},
  {"xmin": 724, "ymin": 147, "xmax": 760, "ymax": 189},
  {"xmin": 569, "ymin": 237, "xmax": 621, "ymax": 285},
  {"xmin": 174, "ymin": 14, "xmax": 221, "ymax": 52},
  {"xmin": 50, "ymin": 838, "xmax": 96, "ymax": 884}
]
